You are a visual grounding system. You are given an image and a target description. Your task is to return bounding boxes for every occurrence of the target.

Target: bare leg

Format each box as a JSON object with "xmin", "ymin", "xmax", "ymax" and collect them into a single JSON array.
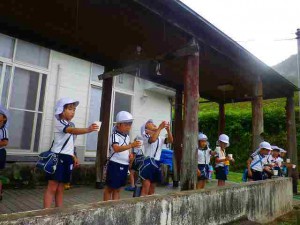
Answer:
[
  {"xmin": 197, "ymin": 180, "xmax": 206, "ymax": 189},
  {"xmin": 55, "ymin": 183, "xmax": 65, "ymax": 207},
  {"xmin": 103, "ymin": 187, "xmax": 113, "ymax": 201},
  {"xmin": 141, "ymin": 179, "xmax": 151, "ymax": 196},
  {"xmin": 43, "ymin": 180, "xmax": 59, "ymax": 208},
  {"xmin": 129, "ymin": 170, "xmax": 135, "ymax": 188},
  {"xmin": 112, "ymin": 189, "xmax": 121, "ymax": 200},
  {"xmin": 149, "ymin": 182, "xmax": 156, "ymax": 195}
]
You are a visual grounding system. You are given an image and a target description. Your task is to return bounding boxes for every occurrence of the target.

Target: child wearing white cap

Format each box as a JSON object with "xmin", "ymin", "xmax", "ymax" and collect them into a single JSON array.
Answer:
[
  {"xmin": 44, "ymin": 98, "xmax": 99, "ymax": 208},
  {"xmin": 139, "ymin": 119, "xmax": 173, "ymax": 196},
  {"xmin": 197, "ymin": 133, "xmax": 215, "ymax": 189},
  {"xmin": 0, "ymin": 105, "xmax": 8, "ymax": 200},
  {"xmin": 103, "ymin": 111, "xmax": 141, "ymax": 201},
  {"xmin": 215, "ymin": 134, "xmax": 233, "ymax": 186},
  {"xmin": 264, "ymin": 146, "xmax": 284, "ymax": 178},
  {"xmin": 247, "ymin": 141, "xmax": 272, "ymax": 181}
]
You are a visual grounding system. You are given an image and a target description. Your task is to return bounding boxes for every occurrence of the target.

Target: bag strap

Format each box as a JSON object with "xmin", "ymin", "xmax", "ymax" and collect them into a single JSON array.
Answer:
[
  {"xmin": 153, "ymin": 138, "xmax": 160, "ymax": 158},
  {"xmin": 250, "ymin": 155, "xmax": 263, "ymax": 169},
  {"xmin": 50, "ymin": 134, "xmax": 72, "ymax": 154}
]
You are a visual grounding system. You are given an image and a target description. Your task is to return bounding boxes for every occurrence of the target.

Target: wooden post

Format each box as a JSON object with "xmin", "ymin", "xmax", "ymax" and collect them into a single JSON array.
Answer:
[
  {"xmin": 251, "ymin": 75, "xmax": 264, "ymax": 153},
  {"xmin": 286, "ymin": 95, "xmax": 298, "ymax": 193},
  {"xmin": 173, "ymin": 90, "xmax": 183, "ymax": 187},
  {"xmin": 95, "ymin": 76, "xmax": 113, "ymax": 189},
  {"xmin": 218, "ymin": 103, "xmax": 225, "ymax": 135},
  {"xmin": 180, "ymin": 41, "xmax": 199, "ymax": 191}
]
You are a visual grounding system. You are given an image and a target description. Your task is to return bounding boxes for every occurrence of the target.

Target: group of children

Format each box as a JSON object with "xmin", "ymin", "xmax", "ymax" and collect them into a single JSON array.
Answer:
[
  {"xmin": 0, "ymin": 98, "xmax": 293, "ymax": 208},
  {"xmin": 196, "ymin": 133, "xmax": 234, "ymax": 189},
  {"xmin": 246, "ymin": 141, "xmax": 289, "ymax": 181}
]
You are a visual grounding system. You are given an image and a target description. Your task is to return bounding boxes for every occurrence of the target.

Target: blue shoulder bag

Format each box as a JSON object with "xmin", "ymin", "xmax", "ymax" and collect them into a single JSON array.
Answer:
[{"xmin": 36, "ymin": 135, "xmax": 72, "ymax": 174}]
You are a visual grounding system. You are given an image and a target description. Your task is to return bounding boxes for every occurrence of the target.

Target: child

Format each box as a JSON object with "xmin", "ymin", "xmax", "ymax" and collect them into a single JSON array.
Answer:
[
  {"xmin": 125, "ymin": 136, "xmax": 143, "ymax": 192},
  {"xmin": 247, "ymin": 141, "xmax": 272, "ymax": 181},
  {"xmin": 103, "ymin": 111, "xmax": 141, "ymax": 201},
  {"xmin": 215, "ymin": 134, "xmax": 233, "ymax": 186},
  {"xmin": 0, "ymin": 105, "xmax": 8, "ymax": 200},
  {"xmin": 197, "ymin": 133, "xmax": 215, "ymax": 189},
  {"xmin": 264, "ymin": 146, "xmax": 283, "ymax": 177},
  {"xmin": 43, "ymin": 98, "xmax": 99, "ymax": 208},
  {"xmin": 139, "ymin": 119, "xmax": 173, "ymax": 196}
]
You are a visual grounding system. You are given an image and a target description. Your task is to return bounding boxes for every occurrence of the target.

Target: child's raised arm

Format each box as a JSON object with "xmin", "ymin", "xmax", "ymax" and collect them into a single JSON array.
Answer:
[
  {"xmin": 149, "ymin": 121, "xmax": 166, "ymax": 143},
  {"xmin": 112, "ymin": 141, "xmax": 140, "ymax": 153},
  {"xmin": 65, "ymin": 123, "xmax": 99, "ymax": 135},
  {"xmin": 165, "ymin": 122, "xmax": 173, "ymax": 144}
]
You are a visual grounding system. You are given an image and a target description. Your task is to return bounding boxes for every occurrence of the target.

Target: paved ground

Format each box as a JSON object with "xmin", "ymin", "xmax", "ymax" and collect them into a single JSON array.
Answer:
[{"xmin": 0, "ymin": 180, "xmax": 229, "ymax": 215}]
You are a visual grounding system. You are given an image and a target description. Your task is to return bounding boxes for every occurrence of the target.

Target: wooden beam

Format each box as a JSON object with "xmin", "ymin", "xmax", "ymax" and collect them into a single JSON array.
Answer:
[
  {"xmin": 173, "ymin": 90, "xmax": 183, "ymax": 187},
  {"xmin": 218, "ymin": 103, "xmax": 225, "ymax": 135},
  {"xmin": 180, "ymin": 43, "xmax": 199, "ymax": 191},
  {"xmin": 286, "ymin": 94, "xmax": 298, "ymax": 193},
  {"xmin": 95, "ymin": 75, "xmax": 113, "ymax": 189},
  {"xmin": 251, "ymin": 76, "xmax": 264, "ymax": 153}
]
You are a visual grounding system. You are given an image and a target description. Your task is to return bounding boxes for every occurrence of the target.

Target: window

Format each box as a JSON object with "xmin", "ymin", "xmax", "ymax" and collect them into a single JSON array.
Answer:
[
  {"xmin": 15, "ymin": 40, "xmax": 50, "ymax": 68},
  {"xmin": 86, "ymin": 86, "xmax": 102, "ymax": 151},
  {"xmin": 113, "ymin": 92, "xmax": 132, "ymax": 121},
  {"xmin": 0, "ymin": 66, "xmax": 47, "ymax": 152},
  {"xmin": 0, "ymin": 34, "xmax": 14, "ymax": 59}
]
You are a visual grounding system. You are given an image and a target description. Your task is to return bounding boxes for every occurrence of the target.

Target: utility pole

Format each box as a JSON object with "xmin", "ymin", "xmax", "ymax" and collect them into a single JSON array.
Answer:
[{"xmin": 296, "ymin": 28, "xmax": 300, "ymax": 119}]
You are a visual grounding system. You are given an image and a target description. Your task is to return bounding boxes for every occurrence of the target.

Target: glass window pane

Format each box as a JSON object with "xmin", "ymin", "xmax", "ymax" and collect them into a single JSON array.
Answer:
[
  {"xmin": 113, "ymin": 92, "xmax": 131, "ymax": 121},
  {"xmin": 38, "ymin": 74, "xmax": 47, "ymax": 111},
  {"xmin": 33, "ymin": 113, "xmax": 42, "ymax": 152},
  {"xmin": 115, "ymin": 74, "xmax": 134, "ymax": 91},
  {"xmin": 86, "ymin": 86, "xmax": 102, "ymax": 151},
  {"xmin": 8, "ymin": 109, "xmax": 34, "ymax": 150},
  {"xmin": 91, "ymin": 63, "xmax": 104, "ymax": 83},
  {"xmin": 16, "ymin": 40, "xmax": 50, "ymax": 68},
  {"xmin": 10, "ymin": 67, "xmax": 39, "ymax": 110},
  {"xmin": 0, "ymin": 34, "xmax": 14, "ymax": 59},
  {"xmin": 1, "ymin": 65, "xmax": 12, "ymax": 107}
]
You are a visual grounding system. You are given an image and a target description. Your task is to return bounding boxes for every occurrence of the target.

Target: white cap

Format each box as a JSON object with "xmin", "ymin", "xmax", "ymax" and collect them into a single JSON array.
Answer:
[
  {"xmin": 116, "ymin": 111, "xmax": 133, "ymax": 123},
  {"xmin": 259, "ymin": 141, "xmax": 272, "ymax": 151},
  {"xmin": 198, "ymin": 133, "xmax": 208, "ymax": 141},
  {"xmin": 271, "ymin": 146, "xmax": 281, "ymax": 151},
  {"xmin": 55, "ymin": 98, "xmax": 79, "ymax": 120},
  {"xmin": 219, "ymin": 134, "xmax": 230, "ymax": 146}
]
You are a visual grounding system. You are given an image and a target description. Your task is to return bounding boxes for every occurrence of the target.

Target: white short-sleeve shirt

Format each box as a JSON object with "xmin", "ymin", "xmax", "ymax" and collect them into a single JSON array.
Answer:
[
  {"xmin": 250, "ymin": 152, "xmax": 265, "ymax": 172},
  {"xmin": 51, "ymin": 119, "xmax": 74, "ymax": 156},
  {"xmin": 215, "ymin": 148, "xmax": 226, "ymax": 167},
  {"xmin": 268, "ymin": 155, "xmax": 283, "ymax": 167},
  {"xmin": 143, "ymin": 134, "xmax": 166, "ymax": 161},
  {"xmin": 0, "ymin": 127, "xmax": 8, "ymax": 149},
  {"xmin": 197, "ymin": 147, "xmax": 212, "ymax": 165},
  {"xmin": 110, "ymin": 130, "xmax": 130, "ymax": 165}
]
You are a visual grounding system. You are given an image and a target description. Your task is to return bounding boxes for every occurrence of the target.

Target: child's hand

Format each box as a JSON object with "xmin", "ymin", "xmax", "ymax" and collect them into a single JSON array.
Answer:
[
  {"xmin": 248, "ymin": 170, "xmax": 252, "ymax": 178},
  {"xmin": 165, "ymin": 122, "xmax": 170, "ymax": 131},
  {"xmin": 225, "ymin": 156, "xmax": 231, "ymax": 161},
  {"xmin": 74, "ymin": 156, "xmax": 80, "ymax": 168},
  {"xmin": 158, "ymin": 121, "xmax": 167, "ymax": 130},
  {"xmin": 131, "ymin": 140, "xmax": 142, "ymax": 148},
  {"xmin": 129, "ymin": 153, "xmax": 134, "ymax": 163},
  {"xmin": 88, "ymin": 123, "xmax": 99, "ymax": 132}
]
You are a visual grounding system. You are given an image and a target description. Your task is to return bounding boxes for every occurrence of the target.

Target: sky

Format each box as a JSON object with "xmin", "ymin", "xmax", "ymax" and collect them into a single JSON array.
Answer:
[{"xmin": 181, "ymin": 0, "xmax": 300, "ymax": 66}]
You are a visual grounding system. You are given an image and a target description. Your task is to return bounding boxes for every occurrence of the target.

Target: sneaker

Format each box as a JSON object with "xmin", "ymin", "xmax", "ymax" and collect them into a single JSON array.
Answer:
[{"xmin": 124, "ymin": 186, "xmax": 135, "ymax": 192}]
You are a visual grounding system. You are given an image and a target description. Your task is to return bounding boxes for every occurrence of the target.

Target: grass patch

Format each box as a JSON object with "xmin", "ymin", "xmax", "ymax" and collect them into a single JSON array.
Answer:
[{"xmin": 227, "ymin": 172, "xmax": 243, "ymax": 183}]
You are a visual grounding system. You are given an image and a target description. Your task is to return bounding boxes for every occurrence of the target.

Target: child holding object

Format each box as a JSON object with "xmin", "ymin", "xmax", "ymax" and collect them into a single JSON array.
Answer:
[
  {"xmin": 215, "ymin": 134, "xmax": 234, "ymax": 187},
  {"xmin": 103, "ymin": 111, "xmax": 141, "ymax": 201},
  {"xmin": 197, "ymin": 133, "xmax": 215, "ymax": 189},
  {"xmin": 139, "ymin": 119, "xmax": 173, "ymax": 196},
  {"xmin": 43, "ymin": 98, "xmax": 99, "ymax": 208}
]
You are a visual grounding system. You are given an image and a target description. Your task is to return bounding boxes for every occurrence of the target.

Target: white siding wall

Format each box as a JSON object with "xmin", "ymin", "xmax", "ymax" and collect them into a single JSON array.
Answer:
[
  {"xmin": 41, "ymin": 51, "xmax": 91, "ymax": 151},
  {"xmin": 40, "ymin": 51, "xmax": 173, "ymax": 158}
]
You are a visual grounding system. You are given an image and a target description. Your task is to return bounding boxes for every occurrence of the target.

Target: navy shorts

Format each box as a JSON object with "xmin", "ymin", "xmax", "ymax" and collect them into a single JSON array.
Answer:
[
  {"xmin": 251, "ymin": 169, "xmax": 265, "ymax": 181},
  {"xmin": 139, "ymin": 158, "xmax": 161, "ymax": 183},
  {"xmin": 198, "ymin": 164, "xmax": 209, "ymax": 180},
  {"xmin": 0, "ymin": 148, "xmax": 6, "ymax": 170},
  {"xmin": 106, "ymin": 161, "xmax": 129, "ymax": 189},
  {"xmin": 46, "ymin": 154, "xmax": 74, "ymax": 183},
  {"xmin": 215, "ymin": 166, "xmax": 227, "ymax": 181}
]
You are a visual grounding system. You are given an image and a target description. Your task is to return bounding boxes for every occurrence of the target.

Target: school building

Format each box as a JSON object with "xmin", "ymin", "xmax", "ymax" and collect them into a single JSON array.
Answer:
[{"xmin": 0, "ymin": 33, "xmax": 174, "ymax": 163}]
